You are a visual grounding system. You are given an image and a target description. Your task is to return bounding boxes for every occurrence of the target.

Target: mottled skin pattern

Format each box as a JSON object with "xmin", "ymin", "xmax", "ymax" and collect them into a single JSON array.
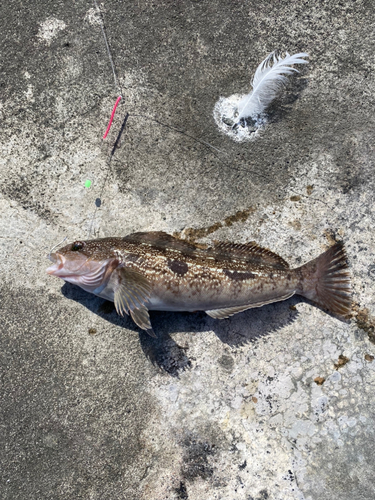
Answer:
[
  {"xmin": 122, "ymin": 244, "xmax": 299, "ymax": 312},
  {"xmin": 47, "ymin": 232, "xmax": 351, "ymax": 332},
  {"xmin": 64, "ymin": 232, "xmax": 300, "ymax": 311}
]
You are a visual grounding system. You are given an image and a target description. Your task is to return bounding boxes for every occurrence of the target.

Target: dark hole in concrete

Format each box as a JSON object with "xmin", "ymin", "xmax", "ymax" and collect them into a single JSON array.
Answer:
[
  {"xmin": 182, "ymin": 436, "xmax": 214, "ymax": 481},
  {"xmin": 175, "ymin": 481, "xmax": 188, "ymax": 499},
  {"xmin": 257, "ymin": 490, "xmax": 269, "ymax": 500},
  {"xmin": 218, "ymin": 354, "xmax": 234, "ymax": 371}
]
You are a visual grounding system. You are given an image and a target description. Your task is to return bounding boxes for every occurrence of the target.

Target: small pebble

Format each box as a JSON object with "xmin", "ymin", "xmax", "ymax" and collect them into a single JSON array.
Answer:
[
  {"xmin": 314, "ymin": 376, "xmax": 325, "ymax": 385},
  {"xmin": 334, "ymin": 355, "xmax": 349, "ymax": 369}
]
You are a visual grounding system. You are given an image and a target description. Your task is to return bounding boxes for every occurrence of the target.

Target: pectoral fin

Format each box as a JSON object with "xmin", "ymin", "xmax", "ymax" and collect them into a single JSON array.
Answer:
[
  {"xmin": 114, "ymin": 267, "xmax": 155, "ymax": 335},
  {"xmin": 130, "ymin": 308, "xmax": 156, "ymax": 337},
  {"xmin": 206, "ymin": 291, "xmax": 295, "ymax": 319}
]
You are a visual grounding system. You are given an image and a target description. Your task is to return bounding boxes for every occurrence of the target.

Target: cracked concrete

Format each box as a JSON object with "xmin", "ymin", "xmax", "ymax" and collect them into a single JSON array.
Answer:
[{"xmin": 1, "ymin": 0, "xmax": 375, "ymax": 499}]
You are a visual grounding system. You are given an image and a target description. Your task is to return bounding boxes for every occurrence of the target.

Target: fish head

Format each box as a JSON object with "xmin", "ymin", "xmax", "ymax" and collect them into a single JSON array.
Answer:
[{"xmin": 47, "ymin": 238, "xmax": 120, "ymax": 293}]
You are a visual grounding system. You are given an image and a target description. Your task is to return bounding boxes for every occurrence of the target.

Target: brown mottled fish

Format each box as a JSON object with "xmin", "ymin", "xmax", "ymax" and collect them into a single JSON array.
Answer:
[{"xmin": 47, "ymin": 232, "xmax": 351, "ymax": 336}]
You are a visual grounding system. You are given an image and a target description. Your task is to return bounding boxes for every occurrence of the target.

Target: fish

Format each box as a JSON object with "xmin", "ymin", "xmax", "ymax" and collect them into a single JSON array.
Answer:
[{"xmin": 47, "ymin": 232, "xmax": 351, "ymax": 336}]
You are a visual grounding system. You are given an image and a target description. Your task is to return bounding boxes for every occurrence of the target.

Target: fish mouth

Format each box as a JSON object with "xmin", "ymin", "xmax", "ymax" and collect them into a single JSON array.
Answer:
[
  {"xmin": 46, "ymin": 253, "xmax": 65, "ymax": 275},
  {"xmin": 46, "ymin": 252, "xmax": 87, "ymax": 277}
]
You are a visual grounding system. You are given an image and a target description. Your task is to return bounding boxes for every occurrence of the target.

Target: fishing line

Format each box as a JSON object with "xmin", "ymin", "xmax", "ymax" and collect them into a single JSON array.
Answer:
[
  {"xmin": 130, "ymin": 113, "xmax": 274, "ymax": 185},
  {"xmin": 86, "ymin": 4, "xmax": 326, "ymax": 237},
  {"xmin": 93, "ymin": 0, "xmax": 122, "ymax": 97},
  {"xmin": 87, "ymin": 0, "xmax": 236, "ymax": 237},
  {"xmin": 88, "ymin": 111, "xmax": 130, "ymax": 237},
  {"xmin": 93, "ymin": 0, "xmax": 124, "ymax": 140},
  {"xmin": 130, "ymin": 113, "xmax": 226, "ymax": 155},
  {"xmin": 91, "ymin": 2, "xmax": 231, "ymax": 159},
  {"xmin": 87, "ymin": 0, "xmax": 127, "ymax": 236},
  {"xmin": 89, "ymin": 1, "xmax": 267, "ymax": 195},
  {"xmin": 48, "ymin": 236, "xmax": 67, "ymax": 258}
]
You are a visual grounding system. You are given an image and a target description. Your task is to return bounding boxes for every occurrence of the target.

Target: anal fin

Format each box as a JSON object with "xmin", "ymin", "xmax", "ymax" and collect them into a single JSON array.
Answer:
[{"xmin": 206, "ymin": 291, "xmax": 295, "ymax": 319}]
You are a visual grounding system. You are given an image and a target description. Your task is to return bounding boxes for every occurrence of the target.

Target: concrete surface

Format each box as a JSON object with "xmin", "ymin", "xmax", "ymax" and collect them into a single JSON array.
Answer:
[{"xmin": 1, "ymin": 1, "xmax": 375, "ymax": 499}]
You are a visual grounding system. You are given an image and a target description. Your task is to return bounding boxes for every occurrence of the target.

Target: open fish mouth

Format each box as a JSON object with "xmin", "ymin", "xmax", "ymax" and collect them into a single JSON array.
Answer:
[
  {"xmin": 46, "ymin": 252, "xmax": 88, "ymax": 277},
  {"xmin": 46, "ymin": 253, "xmax": 64, "ymax": 275}
]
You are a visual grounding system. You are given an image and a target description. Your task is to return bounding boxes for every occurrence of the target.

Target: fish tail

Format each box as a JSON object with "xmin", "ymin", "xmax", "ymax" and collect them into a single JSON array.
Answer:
[{"xmin": 297, "ymin": 242, "xmax": 352, "ymax": 316}]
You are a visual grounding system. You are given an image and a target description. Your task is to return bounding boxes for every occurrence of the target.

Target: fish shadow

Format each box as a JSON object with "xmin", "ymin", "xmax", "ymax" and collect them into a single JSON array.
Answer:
[{"xmin": 61, "ymin": 283, "xmax": 300, "ymax": 377}]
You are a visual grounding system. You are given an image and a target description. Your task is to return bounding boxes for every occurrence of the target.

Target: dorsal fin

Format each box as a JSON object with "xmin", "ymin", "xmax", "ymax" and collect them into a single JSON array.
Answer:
[
  {"xmin": 123, "ymin": 232, "xmax": 289, "ymax": 268},
  {"xmin": 123, "ymin": 231, "xmax": 202, "ymax": 256},
  {"xmin": 212, "ymin": 241, "xmax": 289, "ymax": 269}
]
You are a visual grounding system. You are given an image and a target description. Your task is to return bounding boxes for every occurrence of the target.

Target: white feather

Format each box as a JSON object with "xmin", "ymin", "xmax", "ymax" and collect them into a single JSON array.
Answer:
[{"xmin": 236, "ymin": 51, "xmax": 309, "ymax": 121}]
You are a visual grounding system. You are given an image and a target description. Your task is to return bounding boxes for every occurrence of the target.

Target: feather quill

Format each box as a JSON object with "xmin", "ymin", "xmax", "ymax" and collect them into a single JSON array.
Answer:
[{"xmin": 236, "ymin": 51, "xmax": 309, "ymax": 122}]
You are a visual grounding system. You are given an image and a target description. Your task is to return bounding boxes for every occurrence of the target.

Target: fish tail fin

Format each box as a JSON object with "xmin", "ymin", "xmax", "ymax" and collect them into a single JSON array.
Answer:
[{"xmin": 298, "ymin": 242, "xmax": 352, "ymax": 316}]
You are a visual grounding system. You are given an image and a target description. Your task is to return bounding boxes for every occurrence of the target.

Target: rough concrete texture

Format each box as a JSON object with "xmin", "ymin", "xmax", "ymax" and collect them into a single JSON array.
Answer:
[{"xmin": 1, "ymin": 1, "xmax": 375, "ymax": 499}]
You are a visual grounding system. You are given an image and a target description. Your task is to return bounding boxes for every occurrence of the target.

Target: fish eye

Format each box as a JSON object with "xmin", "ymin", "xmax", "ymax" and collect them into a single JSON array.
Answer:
[{"xmin": 71, "ymin": 241, "xmax": 85, "ymax": 251}]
